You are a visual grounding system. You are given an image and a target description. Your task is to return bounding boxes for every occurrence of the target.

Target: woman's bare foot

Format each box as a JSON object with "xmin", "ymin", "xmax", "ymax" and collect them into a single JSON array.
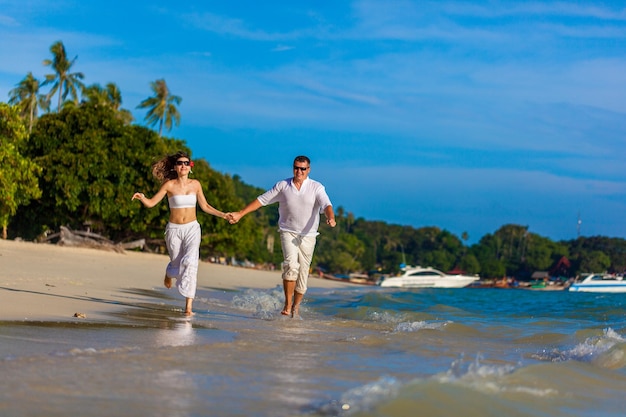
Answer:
[
  {"xmin": 164, "ymin": 275, "xmax": 172, "ymax": 289},
  {"xmin": 184, "ymin": 298, "xmax": 193, "ymax": 316}
]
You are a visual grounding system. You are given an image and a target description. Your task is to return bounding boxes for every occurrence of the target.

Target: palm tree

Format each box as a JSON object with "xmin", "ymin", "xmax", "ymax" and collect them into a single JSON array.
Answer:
[
  {"xmin": 105, "ymin": 82, "xmax": 123, "ymax": 111},
  {"xmin": 8, "ymin": 72, "xmax": 49, "ymax": 133},
  {"xmin": 83, "ymin": 82, "xmax": 133, "ymax": 124},
  {"xmin": 136, "ymin": 79, "xmax": 182, "ymax": 136},
  {"xmin": 82, "ymin": 83, "xmax": 110, "ymax": 107},
  {"xmin": 42, "ymin": 40, "xmax": 85, "ymax": 111}
]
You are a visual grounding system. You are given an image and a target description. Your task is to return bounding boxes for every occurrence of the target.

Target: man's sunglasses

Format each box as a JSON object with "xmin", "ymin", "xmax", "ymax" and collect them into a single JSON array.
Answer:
[
  {"xmin": 293, "ymin": 166, "xmax": 308, "ymax": 172},
  {"xmin": 176, "ymin": 160, "xmax": 191, "ymax": 166}
]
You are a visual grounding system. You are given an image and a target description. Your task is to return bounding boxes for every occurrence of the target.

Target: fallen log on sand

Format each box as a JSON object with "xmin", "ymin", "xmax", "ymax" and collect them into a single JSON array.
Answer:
[{"xmin": 44, "ymin": 226, "xmax": 127, "ymax": 253}]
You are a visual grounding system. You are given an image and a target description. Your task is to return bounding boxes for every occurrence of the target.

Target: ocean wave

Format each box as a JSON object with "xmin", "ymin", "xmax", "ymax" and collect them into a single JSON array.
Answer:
[
  {"xmin": 437, "ymin": 353, "xmax": 519, "ymax": 381},
  {"xmin": 531, "ymin": 327, "xmax": 626, "ymax": 368},
  {"xmin": 317, "ymin": 376, "xmax": 401, "ymax": 415},
  {"xmin": 429, "ymin": 354, "xmax": 560, "ymax": 398},
  {"xmin": 318, "ymin": 354, "xmax": 557, "ymax": 416}
]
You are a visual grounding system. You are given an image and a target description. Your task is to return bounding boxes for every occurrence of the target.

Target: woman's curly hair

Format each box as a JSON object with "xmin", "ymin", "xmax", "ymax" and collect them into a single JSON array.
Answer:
[{"xmin": 151, "ymin": 151, "xmax": 191, "ymax": 184}]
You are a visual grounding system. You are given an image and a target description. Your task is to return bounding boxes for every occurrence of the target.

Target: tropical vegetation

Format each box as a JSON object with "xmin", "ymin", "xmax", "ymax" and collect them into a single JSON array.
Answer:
[
  {"xmin": 136, "ymin": 79, "xmax": 182, "ymax": 137},
  {"xmin": 3, "ymin": 41, "xmax": 626, "ymax": 280}
]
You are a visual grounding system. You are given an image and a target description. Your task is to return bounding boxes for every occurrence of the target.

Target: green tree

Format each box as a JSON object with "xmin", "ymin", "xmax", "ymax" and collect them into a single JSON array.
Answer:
[
  {"xmin": 42, "ymin": 40, "xmax": 85, "ymax": 111},
  {"xmin": 137, "ymin": 79, "xmax": 182, "ymax": 136},
  {"xmin": 8, "ymin": 72, "xmax": 49, "ymax": 133},
  {"xmin": 480, "ymin": 258, "xmax": 506, "ymax": 278},
  {"xmin": 493, "ymin": 224, "xmax": 529, "ymax": 274},
  {"xmin": 319, "ymin": 233, "xmax": 365, "ymax": 273},
  {"xmin": 20, "ymin": 103, "xmax": 162, "ymax": 239},
  {"xmin": 459, "ymin": 253, "xmax": 480, "ymax": 275},
  {"xmin": 190, "ymin": 158, "xmax": 265, "ymax": 260},
  {"xmin": 564, "ymin": 236, "xmax": 626, "ymax": 276},
  {"xmin": 471, "ymin": 233, "xmax": 503, "ymax": 278},
  {"xmin": 524, "ymin": 234, "xmax": 568, "ymax": 272},
  {"xmin": 421, "ymin": 249, "xmax": 456, "ymax": 272},
  {"xmin": 578, "ymin": 250, "xmax": 611, "ymax": 273},
  {"xmin": 83, "ymin": 82, "xmax": 133, "ymax": 124},
  {"xmin": 14, "ymin": 102, "xmax": 259, "ymax": 262},
  {"xmin": 0, "ymin": 104, "xmax": 42, "ymax": 239}
]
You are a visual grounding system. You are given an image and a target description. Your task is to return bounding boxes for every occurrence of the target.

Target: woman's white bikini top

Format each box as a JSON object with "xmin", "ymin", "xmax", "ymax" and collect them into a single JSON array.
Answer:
[{"xmin": 168, "ymin": 194, "xmax": 197, "ymax": 209}]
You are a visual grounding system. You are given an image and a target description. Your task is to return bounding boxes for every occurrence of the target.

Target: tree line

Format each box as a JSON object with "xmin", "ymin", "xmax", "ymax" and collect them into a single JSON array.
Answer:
[{"xmin": 2, "ymin": 41, "xmax": 626, "ymax": 280}]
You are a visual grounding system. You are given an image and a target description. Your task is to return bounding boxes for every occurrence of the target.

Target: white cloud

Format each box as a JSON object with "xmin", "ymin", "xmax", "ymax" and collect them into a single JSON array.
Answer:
[
  {"xmin": 0, "ymin": 14, "xmax": 19, "ymax": 27},
  {"xmin": 271, "ymin": 45, "xmax": 295, "ymax": 52},
  {"xmin": 182, "ymin": 12, "xmax": 317, "ymax": 42}
]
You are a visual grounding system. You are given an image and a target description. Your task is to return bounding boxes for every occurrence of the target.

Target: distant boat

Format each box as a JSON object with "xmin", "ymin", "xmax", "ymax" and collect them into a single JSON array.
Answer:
[
  {"xmin": 319, "ymin": 273, "xmax": 377, "ymax": 286},
  {"xmin": 379, "ymin": 266, "xmax": 479, "ymax": 288},
  {"xmin": 568, "ymin": 274, "xmax": 626, "ymax": 293}
]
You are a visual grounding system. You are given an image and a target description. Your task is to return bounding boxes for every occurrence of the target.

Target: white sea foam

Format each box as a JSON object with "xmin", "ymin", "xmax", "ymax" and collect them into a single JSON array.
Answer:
[
  {"xmin": 533, "ymin": 327, "xmax": 625, "ymax": 363},
  {"xmin": 566, "ymin": 327, "xmax": 625, "ymax": 361},
  {"xmin": 429, "ymin": 354, "xmax": 559, "ymax": 397},
  {"xmin": 440, "ymin": 353, "xmax": 518, "ymax": 381},
  {"xmin": 394, "ymin": 320, "xmax": 451, "ymax": 332},
  {"xmin": 231, "ymin": 286, "xmax": 284, "ymax": 319},
  {"xmin": 365, "ymin": 309, "xmax": 404, "ymax": 323},
  {"xmin": 319, "ymin": 376, "xmax": 401, "ymax": 415},
  {"xmin": 66, "ymin": 346, "xmax": 141, "ymax": 356}
]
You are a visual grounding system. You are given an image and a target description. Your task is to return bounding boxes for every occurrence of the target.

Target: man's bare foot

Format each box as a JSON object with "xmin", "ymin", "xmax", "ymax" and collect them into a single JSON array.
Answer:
[
  {"xmin": 281, "ymin": 303, "xmax": 292, "ymax": 316},
  {"xmin": 292, "ymin": 305, "xmax": 300, "ymax": 318},
  {"xmin": 164, "ymin": 275, "xmax": 172, "ymax": 289}
]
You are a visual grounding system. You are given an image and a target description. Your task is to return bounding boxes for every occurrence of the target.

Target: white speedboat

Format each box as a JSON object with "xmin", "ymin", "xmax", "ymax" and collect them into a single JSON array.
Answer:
[
  {"xmin": 568, "ymin": 274, "xmax": 626, "ymax": 293},
  {"xmin": 379, "ymin": 266, "xmax": 479, "ymax": 288}
]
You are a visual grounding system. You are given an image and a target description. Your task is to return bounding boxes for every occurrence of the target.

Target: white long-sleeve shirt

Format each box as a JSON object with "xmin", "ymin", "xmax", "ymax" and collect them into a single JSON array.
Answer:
[{"xmin": 257, "ymin": 177, "xmax": 332, "ymax": 236}]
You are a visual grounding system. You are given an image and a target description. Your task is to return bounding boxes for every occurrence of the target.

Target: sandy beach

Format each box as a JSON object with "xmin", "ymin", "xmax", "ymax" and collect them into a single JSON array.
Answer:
[{"xmin": 0, "ymin": 238, "xmax": 352, "ymax": 322}]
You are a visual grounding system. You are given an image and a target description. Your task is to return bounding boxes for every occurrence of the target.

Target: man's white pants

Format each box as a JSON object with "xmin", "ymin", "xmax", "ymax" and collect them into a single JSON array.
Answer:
[
  {"xmin": 165, "ymin": 221, "xmax": 201, "ymax": 299},
  {"xmin": 280, "ymin": 231, "xmax": 317, "ymax": 294}
]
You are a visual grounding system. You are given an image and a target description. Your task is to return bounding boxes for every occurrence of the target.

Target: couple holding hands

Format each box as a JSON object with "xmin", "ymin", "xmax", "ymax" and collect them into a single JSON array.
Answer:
[{"xmin": 132, "ymin": 152, "xmax": 336, "ymax": 317}]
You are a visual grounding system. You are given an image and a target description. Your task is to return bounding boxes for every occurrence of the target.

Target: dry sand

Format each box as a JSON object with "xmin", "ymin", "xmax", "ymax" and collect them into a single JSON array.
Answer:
[{"xmin": 0, "ymin": 239, "xmax": 353, "ymax": 322}]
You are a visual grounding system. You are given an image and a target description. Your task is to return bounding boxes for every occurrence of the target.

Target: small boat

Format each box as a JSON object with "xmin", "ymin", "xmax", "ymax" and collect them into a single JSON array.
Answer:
[
  {"xmin": 568, "ymin": 274, "xmax": 626, "ymax": 293},
  {"xmin": 379, "ymin": 266, "xmax": 479, "ymax": 288}
]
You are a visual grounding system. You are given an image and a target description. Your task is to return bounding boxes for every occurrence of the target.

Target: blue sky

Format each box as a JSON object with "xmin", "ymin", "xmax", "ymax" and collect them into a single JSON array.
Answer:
[{"xmin": 2, "ymin": 1, "xmax": 626, "ymax": 244}]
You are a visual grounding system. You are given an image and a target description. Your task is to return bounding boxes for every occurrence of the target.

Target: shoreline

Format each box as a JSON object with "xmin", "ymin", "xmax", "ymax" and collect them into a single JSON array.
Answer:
[{"xmin": 0, "ymin": 239, "xmax": 353, "ymax": 322}]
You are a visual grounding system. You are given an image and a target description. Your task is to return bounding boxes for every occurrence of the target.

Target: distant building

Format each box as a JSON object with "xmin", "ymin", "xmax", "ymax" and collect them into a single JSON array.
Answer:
[{"xmin": 550, "ymin": 256, "xmax": 571, "ymax": 277}]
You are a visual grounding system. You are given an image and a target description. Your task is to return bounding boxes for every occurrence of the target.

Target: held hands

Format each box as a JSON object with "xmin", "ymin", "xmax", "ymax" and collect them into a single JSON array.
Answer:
[
  {"xmin": 225, "ymin": 212, "xmax": 242, "ymax": 224},
  {"xmin": 132, "ymin": 192, "xmax": 145, "ymax": 201},
  {"xmin": 326, "ymin": 218, "xmax": 336, "ymax": 227}
]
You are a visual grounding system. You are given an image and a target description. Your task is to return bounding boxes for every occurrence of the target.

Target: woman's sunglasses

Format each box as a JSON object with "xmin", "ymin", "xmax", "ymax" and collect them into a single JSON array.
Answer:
[{"xmin": 176, "ymin": 160, "xmax": 191, "ymax": 166}]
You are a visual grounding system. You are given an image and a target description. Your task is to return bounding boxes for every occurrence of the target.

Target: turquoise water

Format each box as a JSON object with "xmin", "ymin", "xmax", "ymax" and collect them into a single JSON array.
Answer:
[{"xmin": 1, "ymin": 284, "xmax": 625, "ymax": 417}]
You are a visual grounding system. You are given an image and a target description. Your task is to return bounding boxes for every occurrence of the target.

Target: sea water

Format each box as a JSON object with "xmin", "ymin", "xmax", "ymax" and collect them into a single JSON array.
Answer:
[{"xmin": 1, "ymin": 283, "xmax": 625, "ymax": 417}]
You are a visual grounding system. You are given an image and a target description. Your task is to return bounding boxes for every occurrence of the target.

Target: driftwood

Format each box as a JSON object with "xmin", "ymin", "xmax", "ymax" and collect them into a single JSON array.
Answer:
[
  {"xmin": 44, "ymin": 226, "xmax": 129, "ymax": 253},
  {"xmin": 120, "ymin": 239, "xmax": 146, "ymax": 250}
]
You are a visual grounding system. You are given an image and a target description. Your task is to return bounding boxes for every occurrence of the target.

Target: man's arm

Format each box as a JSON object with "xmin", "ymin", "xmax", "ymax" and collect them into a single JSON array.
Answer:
[
  {"xmin": 228, "ymin": 199, "xmax": 263, "ymax": 224},
  {"xmin": 324, "ymin": 205, "xmax": 336, "ymax": 227}
]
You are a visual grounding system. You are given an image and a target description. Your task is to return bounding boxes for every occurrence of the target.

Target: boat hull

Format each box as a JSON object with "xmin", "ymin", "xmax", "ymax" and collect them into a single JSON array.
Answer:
[
  {"xmin": 379, "ymin": 266, "xmax": 479, "ymax": 289},
  {"xmin": 568, "ymin": 284, "xmax": 626, "ymax": 293},
  {"xmin": 568, "ymin": 274, "xmax": 626, "ymax": 293},
  {"xmin": 379, "ymin": 276, "xmax": 478, "ymax": 288}
]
